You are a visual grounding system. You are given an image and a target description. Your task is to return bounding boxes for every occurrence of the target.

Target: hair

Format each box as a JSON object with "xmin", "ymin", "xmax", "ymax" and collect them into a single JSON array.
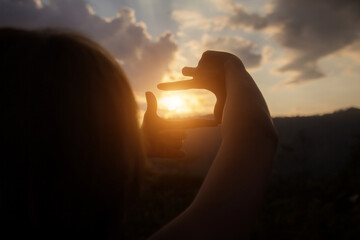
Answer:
[{"xmin": 0, "ymin": 28, "xmax": 145, "ymax": 238}]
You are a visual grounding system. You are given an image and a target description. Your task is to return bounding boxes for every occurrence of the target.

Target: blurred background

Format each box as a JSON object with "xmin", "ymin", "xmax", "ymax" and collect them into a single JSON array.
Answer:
[{"xmin": 1, "ymin": 0, "xmax": 359, "ymax": 239}]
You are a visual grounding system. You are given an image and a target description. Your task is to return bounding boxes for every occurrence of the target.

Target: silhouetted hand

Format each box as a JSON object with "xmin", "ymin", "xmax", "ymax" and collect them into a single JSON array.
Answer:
[
  {"xmin": 141, "ymin": 91, "xmax": 218, "ymax": 158},
  {"xmin": 149, "ymin": 51, "xmax": 278, "ymax": 240},
  {"xmin": 157, "ymin": 51, "xmax": 242, "ymax": 122}
]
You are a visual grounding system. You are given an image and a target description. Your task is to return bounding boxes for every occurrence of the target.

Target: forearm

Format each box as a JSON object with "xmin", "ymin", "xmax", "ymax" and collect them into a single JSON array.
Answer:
[
  {"xmin": 150, "ymin": 133, "xmax": 276, "ymax": 239},
  {"xmin": 182, "ymin": 57, "xmax": 277, "ymax": 238},
  {"xmin": 188, "ymin": 134, "xmax": 276, "ymax": 238}
]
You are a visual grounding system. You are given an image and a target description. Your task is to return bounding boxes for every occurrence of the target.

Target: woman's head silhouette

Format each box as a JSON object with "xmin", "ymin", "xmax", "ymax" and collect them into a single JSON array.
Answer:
[{"xmin": 1, "ymin": 28, "xmax": 145, "ymax": 238}]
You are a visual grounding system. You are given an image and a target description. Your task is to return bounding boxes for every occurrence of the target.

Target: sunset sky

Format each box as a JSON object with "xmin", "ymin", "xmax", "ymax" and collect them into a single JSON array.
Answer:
[{"xmin": 1, "ymin": 0, "xmax": 359, "ymax": 118}]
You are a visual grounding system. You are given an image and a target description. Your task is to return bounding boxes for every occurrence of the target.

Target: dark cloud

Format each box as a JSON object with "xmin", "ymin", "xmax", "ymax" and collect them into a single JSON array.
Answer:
[
  {"xmin": 228, "ymin": 4, "xmax": 267, "ymax": 30},
  {"xmin": 227, "ymin": 0, "xmax": 360, "ymax": 84},
  {"xmin": 203, "ymin": 36, "xmax": 262, "ymax": 69},
  {"xmin": 0, "ymin": 0, "xmax": 178, "ymax": 92}
]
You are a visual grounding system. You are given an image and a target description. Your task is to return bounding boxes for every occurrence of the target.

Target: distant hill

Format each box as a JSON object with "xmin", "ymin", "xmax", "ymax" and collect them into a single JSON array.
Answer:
[
  {"xmin": 150, "ymin": 108, "xmax": 360, "ymax": 178},
  {"xmin": 273, "ymin": 107, "xmax": 360, "ymax": 177}
]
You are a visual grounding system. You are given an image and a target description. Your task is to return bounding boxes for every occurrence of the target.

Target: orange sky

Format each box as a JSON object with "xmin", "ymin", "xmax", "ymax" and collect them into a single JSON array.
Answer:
[{"xmin": 2, "ymin": 0, "xmax": 359, "ymax": 118}]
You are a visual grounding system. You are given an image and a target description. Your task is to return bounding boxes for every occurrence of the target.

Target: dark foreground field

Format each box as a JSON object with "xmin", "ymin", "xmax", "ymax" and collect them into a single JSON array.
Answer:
[
  {"xmin": 123, "ymin": 143, "xmax": 360, "ymax": 239},
  {"xmin": 123, "ymin": 109, "xmax": 360, "ymax": 239}
]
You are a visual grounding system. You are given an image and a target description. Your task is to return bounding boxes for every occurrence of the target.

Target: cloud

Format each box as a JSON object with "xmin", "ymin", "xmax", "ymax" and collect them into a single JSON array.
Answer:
[
  {"xmin": 203, "ymin": 35, "xmax": 262, "ymax": 69},
  {"xmin": 223, "ymin": 0, "xmax": 360, "ymax": 84},
  {"xmin": 209, "ymin": 0, "xmax": 267, "ymax": 30},
  {"xmin": 268, "ymin": 0, "xmax": 360, "ymax": 84},
  {"xmin": 171, "ymin": 9, "xmax": 264, "ymax": 69},
  {"xmin": 172, "ymin": 10, "xmax": 226, "ymax": 32},
  {"xmin": 0, "ymin": 0, "xmax": 178, "ymax": 92}
]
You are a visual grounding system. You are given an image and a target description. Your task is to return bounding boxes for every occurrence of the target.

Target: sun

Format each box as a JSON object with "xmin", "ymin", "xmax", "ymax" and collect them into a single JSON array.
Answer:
[
  {"xmin": 156, "ymin": 90, "xmax": 216, "ymax": 119},
  {"xmin": 159, "ymin": 96, "xmax": 184, "ymax": 111}
]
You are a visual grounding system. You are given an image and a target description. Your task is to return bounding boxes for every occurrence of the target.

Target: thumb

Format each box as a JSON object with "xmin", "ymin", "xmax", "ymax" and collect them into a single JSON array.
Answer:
[{"xmin": 145, "ymin": 91, "xmax": 158, "ymax": 115}]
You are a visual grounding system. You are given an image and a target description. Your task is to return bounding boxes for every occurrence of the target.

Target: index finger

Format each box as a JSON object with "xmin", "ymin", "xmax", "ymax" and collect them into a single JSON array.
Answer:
[
  {"xmin": 157, "ymin": 79, "xmax": 200, "ymax": 91},
  {"xmin": 145, "ymin": 91, "xmax": 158, "ymax": 115}
]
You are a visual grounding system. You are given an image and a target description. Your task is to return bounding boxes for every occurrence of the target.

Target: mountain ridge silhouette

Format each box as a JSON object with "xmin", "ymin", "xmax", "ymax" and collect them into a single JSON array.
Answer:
[{"xmin": 150, "ymin": 107, "xmax": 360, "ymax": 178}]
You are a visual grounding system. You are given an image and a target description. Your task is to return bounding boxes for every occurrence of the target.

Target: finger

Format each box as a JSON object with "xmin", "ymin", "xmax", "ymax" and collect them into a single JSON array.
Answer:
[
  {"xmin": 182, "ymin": 67, "xmax": 197, "ymax": 77},
  {"xmin": 214, "ymin": 96, "xmax": 226, "ymax": 123},
  {"xmin": 163, "ymin": 118, "xmax": 219, "ymax": 129},
  {"xmin": 157, "ymin": 79, "xmax": 199, "ymax": 91},
  {"xmin": 145, "ymin": 91, "xmax": 158, "ymax": 115}
]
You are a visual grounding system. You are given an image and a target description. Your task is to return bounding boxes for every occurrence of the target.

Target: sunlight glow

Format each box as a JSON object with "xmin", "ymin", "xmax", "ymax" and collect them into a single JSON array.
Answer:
[
  {"xmin": 160, "ymin": 96, "xmax": 184, "ymax": 111},
  {"xmin": 157, "ymin": 90, "xmax": 216, "ymax": 119}
]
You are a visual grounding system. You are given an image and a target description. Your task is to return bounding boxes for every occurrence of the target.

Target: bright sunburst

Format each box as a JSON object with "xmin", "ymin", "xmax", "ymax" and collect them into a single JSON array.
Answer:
[
  {"xmin": 156, "ymin": 90, "xmax": 216, "ymax": 119},
  {"xmin": 159, "ymin": 96, "xmax": 184, "ymax": 111}
]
